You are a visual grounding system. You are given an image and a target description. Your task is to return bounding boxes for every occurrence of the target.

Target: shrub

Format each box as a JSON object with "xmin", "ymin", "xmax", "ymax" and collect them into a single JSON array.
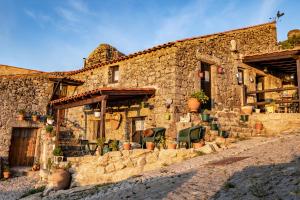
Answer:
[
  {"xmin": 45, "ymin": 125, "xmax": 53, "ymax": 133},
  {"xmin": 191, "ymin": 90, "xmax": 209, "ymax": 103},
  {"xmin": 53, "ymin": 147, "xmax": 63, "ymax": 156}
]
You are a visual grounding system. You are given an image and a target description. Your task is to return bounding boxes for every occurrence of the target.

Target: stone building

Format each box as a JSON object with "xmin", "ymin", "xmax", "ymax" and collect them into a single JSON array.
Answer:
[{"xmin": 1, "ymin": 21, "xmax": 300, "ymax": 168}]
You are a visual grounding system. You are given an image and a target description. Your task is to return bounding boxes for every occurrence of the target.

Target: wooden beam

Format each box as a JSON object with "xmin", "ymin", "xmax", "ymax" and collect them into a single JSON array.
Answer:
[
  {"xmin": 52, "ymin": 95, "xmax": 107, "ymax": 109},
  {"xmin": 247, "ymin": 99, "xmax": 300, "ymax": 106},
  {"xmin": 297, "ymin": 58, "xmax": 300, "ymax": 112},
  {"xmin": 247, "ymin": 87, "xmax": 297, "ymax": 95},
  {"xmin": 99, "ymin": 99, "xmax": 107, "ymax": 138}
]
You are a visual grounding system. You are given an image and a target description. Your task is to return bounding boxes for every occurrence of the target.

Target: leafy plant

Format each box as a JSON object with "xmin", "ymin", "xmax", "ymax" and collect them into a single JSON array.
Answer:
[
  {"xmin": 96, "ymin": 137, "xmax": 105, "ymax": 148},
  {"xmin": 3, "ymin": 165, "xmax": 10, "ymax": 172},
  {"xmin": 46, "ymin": 115, "xmax": 54, "ymax": 120},
  {"xmin": 18, "ymin": 109, "xmax": 26, "ymax": 115},
  {"xmin": 279, "ymin": 35, "xmax": 300, "ymax": 49},
  {"xmin": 109, "ymin": 140, "xmax": 118, "ymax": 151},
  {"xmin": 45, "ymin": 125, "xmax": 53, "ymax": 133},
  {"xmin": 53, "ymin": 147, "xmax": 63, "ymax": 156},
  {"xmin": 191, "ymin": 90, "xmax": 209, "ymax": 103}
]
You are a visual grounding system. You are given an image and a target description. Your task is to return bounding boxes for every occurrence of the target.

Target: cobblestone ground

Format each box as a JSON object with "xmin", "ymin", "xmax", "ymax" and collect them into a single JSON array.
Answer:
[{"xmin": 39, "ymin": 133, "xmax": 300, "ymax": 200}]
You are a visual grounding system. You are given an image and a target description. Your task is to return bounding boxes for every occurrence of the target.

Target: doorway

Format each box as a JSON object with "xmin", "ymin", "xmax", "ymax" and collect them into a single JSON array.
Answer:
[
  {"xmin": 200, "ymin": 62, "xmax": 212, "ymax": 110},
  {"xmin": 256, "ymin": 75, "xmax": 265, "ymax": 102},
  {"xmin": 9, "ymin": 128, "xmax": 38, "ymax": 166}
]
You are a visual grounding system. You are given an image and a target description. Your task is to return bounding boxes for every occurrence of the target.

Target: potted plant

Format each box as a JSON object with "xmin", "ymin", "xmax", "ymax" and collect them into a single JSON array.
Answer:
[
  {"xmin": 17, "ymin": 109, "xmax": 26, "ymax": 121},
  {"xmin": 31, "ymin": 112, "xmax": 39, "ymax": 122},
  {"xmin": 103, "ymin": 146, "xmax": 112, "ymax": 154},
  {"xmin": 167, "ymin": 140, "xmax": 177, "ymax": 149},
  {"xmin": 3, "ymin": 165, "xmax": 10, "ymax": 179},
  {"xmin": 193, "ymin": 140, "xmax": 205, "ymax": 149},
  {"xmin": 188, "ymin": 90, "xmax": 209, "ymax": 112},
  {"xmin": 255, "ymin": 108, "xmax": 261, "ymax": 113},
  {"xmin": 200, "ymin": 109, "xmax": 210, "ymax": 122},
  {"xmin": 255, "ymin": 121, "xmax": 263, "ymax": 131},
  {"xmin": 240, "ymin": 114, "xmax": 249, "ymax": 122},
  {"xmin": 94, "ymin": 109, "xmax": 101, "ymax": 118},
  {"xmin": 45, "ymin": 125, "xmax": 54, "ymax": 139},
  {"xmin": 47, "ymin": 115, "xmax": 54, "ymax": 125},
  {"xmin": 146, "ymin": 142, "xmax": 155, "ymax": 150},
  {"xmin": 53, "ymin": 147, "xmax": 64, "ymax": 164},
  {"xmin": 96, "ymin": 137, "xmax": 105, "ymax": 155},
  {"xmin": 123, "ymin": 140, "xmax": 131, "ymax": 150},
  {"xmin": 110, "ymin": 140, "xmax": 119, "ymax": 151}
]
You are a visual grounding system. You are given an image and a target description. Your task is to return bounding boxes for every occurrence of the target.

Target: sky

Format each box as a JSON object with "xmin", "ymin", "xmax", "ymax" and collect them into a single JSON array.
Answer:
[{"xmin": 0, "ymin": 0, "xmax": 299, "ymax": 72}]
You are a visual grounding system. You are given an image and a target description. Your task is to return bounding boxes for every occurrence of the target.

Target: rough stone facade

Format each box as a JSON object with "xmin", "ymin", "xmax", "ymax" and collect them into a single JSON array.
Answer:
[
  {"xmin": 66, "ymin": 22, "xmax": 278, "ymax": 139},
  {"xmin": 0, "ymin": 75, "xmax": 53, "ymax": 159},
  {"xmin": 0, "ymin": 65, "xmax": 42, "ymax": 75}
]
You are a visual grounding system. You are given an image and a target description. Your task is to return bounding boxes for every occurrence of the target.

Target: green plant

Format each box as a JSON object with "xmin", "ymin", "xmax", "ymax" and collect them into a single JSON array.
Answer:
[
  {"xmin": 3, "ymin": 165, "xmax": 10, "ymax": 172},
  {"xmin": 18, "ymin": 109, "xmax": 26, "ymax": 115},
  {"xmin": 109, "ymin": 140, "xmax": 119, "ymax": 151},
  {"xmin": 53, "ymin": 147, "xmax": 63, "ymax": 156},
  {"xmin": 45, "ymin": 125, "xmax": 53, "ymax": 133},
  {"xmin": 191, "ymin": 90, "xmax": 209, "ymax": 104},
  {"xmin": 47, "ymin": 115, "xmax": 54, "ymax": 119},
  {"xmin": 279, "ymin": 35, "xmax": 300, "ymax": 49}
]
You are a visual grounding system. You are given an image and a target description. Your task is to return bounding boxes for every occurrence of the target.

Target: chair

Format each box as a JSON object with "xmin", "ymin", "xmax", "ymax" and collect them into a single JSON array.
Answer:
[
  {"xmin": 142, "ymin": 127, "xmax": 166, "ymax": 149},
  {"xmin": 177, "ymin": 126, "xmax": 205, "ymax": 148}
]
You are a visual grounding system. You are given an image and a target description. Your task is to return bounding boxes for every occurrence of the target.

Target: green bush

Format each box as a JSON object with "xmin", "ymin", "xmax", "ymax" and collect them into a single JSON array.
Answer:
[
  {"xmin": 53, "ymin": 147, "xmax": 63, "ymax": 156},
  {"xmin": 191, "ymin": 90, "xmax": 209, "ymax": 103},
  {"xmin": 279, "ymin": 35, "xmax": 300, "ymax": 49},
  {"xmin": 45, "ymin": 125, "xmax": 53, "ymax": 133}
]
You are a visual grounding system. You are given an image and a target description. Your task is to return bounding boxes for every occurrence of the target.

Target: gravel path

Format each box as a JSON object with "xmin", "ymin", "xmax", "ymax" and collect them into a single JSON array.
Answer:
[
  {"xmin": 0, "ymin": 172, "xmax": 39, "ymax": 200},
  {"xmin": 20, "ymin": 133, "xmax": 300, "ymax": 200}
]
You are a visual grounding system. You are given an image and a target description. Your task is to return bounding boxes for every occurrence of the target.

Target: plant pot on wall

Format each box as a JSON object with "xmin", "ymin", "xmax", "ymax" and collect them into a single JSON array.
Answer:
[
  {"xmin": 167, "ymin": 143, "xmax": 177, "ymax": 149},
  {"xmin": 188, "ymin": 98, "xmax": 201, "ymax": 112},
  {"xmin": 146, "ymin": 142, "xmax": 155, "ymax": 150},
  {"xmin": 123, "ymin": 142, "xmax": 131, "ymax": 150}
]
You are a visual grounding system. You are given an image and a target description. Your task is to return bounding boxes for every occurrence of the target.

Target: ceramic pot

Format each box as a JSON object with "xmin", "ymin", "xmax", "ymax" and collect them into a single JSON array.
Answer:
[
  {"xmin": 32, "ymin": 115, "xmax": 38, "ymax": 122},
  {"xmin": 167, "ymin": 143, "xmax": 177, "ymax": 149},
  {"xmin": 146, "ymin": 142, "xmax": 155, "ymax": 150},
  {"xmin": 188, "ymin": 98, "xmax": 200, "ymax": 112},
  {"xmin": 241, "ymin": 106, "xmax": 253, "ymax": 115},
  {"xmin": 255, "ymin": 109, "xmax": 261, "ymax": 113},
  {"xmin": 217, "ymin": 67, "xmax": 224, "ymax": 74},
  {"xmin": 201, "ymin": 113, "xmax": 210, "ymax": 122},
  {"xmin": 123, "ymin": 143, "xmax": 131, "ymax": 150},
  {"xmin": 3, "ymin": 171, "xmax": 10, "ymax": 179},
  {"xmin": 255, "ymin": 122, "xmax": 263, "ymax": 130},
  {"xmin": 17, "ymin": 114, "xmax": 24, "ymax": 121},
  {"xmin": 193, "ymin": 141, "xmax": 205, "ymax": 149}
]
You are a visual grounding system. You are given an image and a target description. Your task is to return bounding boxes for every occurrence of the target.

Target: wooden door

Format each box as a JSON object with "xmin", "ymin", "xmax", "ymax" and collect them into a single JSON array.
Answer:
[
  {"xmin": 201, "ymin": 62, "xmax": 212, "ymax": 110},
  {"xmin": 9, "ymin": 128, "xmax": 38, "ymax": 166}
]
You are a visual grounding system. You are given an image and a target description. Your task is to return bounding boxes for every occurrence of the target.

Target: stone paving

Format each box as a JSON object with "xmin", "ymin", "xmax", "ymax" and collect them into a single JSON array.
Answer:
[{"xmin": 37, "ymin": 132, "xmax": 300, "ymax": 200}]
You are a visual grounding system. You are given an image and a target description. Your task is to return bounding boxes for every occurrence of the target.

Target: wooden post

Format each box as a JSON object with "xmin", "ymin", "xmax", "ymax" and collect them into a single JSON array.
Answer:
[
  {"xmin": 99, "ymin": 96, "xmax": 107, "ymax": 138},
  {"xmin": 56, "ymin": 109, "xmax": 61, "ymax": 147},
  {"xmin": 297, "ymin": 58, "xmax": 300, "ymax": 113}
]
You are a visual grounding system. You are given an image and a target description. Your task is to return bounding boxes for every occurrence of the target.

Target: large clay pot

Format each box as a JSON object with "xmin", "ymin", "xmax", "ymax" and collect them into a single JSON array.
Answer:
[
  {"xmin": 146, "ymin": 142, "xmax": 155, "ymax": 150},
  {"xmin": 193, "ymin": 141, "xmax": 205, "ymax": 149},
  {"xmin": 3, "ymin": 171, "xmax": 10, "ymax": 179},
  {"xmin": 17, "ymin": 114, "xmax": 24, "ymax": 121},
  {"xmin": 241, "ymin": 106, "xmax": 253, "ymax": 115},
  {"xmin": 255, "ymin": 122, "xmax": 263, "ymax": 131},
  {"xmin": 123, "ymin": 143, "xmax": 131, "ymax": 150},
  {"xmin": 167, "ymin": 143, "xmax": 177, "ymax": 149},
  {"xmin": 188, "ymin": 98, "xmax": 201, "ymax": 112},
  {"xmin": 47, "ymin": 169, "xmax": 71, "ymax": 190}
]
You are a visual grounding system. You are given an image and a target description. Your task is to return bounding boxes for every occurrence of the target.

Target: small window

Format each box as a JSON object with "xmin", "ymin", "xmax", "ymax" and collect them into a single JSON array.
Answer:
[
  {"xmin": 109, "ymin": 65, "xmax": 119, "ymax": 83},
  {"xmin": 237, "ymin": 68, "xmax": 244, "ymax": 85}
]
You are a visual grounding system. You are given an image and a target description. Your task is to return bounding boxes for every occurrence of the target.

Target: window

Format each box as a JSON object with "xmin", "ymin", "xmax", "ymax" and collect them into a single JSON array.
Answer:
[
  {"xmin": 109, "ymin": 65, "xmax": 119, "ymax": 83},
  {"xmin": 237, "ymin": 68, "xmax": 244, "ymax": 85}
]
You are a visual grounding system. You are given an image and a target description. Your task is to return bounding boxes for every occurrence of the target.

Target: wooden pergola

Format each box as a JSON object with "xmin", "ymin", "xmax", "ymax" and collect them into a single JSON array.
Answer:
[
  {"xmin": 49, "ymin": 87, "xmax": 155, "ymax": 144},
  {"xmin": 243, "ymin": 48, "xmax": 300, "ymax": 111}
]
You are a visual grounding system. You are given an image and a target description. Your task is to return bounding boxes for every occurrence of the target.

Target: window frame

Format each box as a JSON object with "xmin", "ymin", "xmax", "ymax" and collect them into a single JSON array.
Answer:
[{"xmin": 110, "ymin": 65, "xmax": 119, "ymax": 83}]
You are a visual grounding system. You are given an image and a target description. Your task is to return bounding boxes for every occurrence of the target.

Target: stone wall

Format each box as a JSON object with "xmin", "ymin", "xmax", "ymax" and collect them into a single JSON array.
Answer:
[
  {"xmin": 66, "ymin": 22, "xmax": 278, "ymax": 139},
  {"xmin": 0, "ymin": 65, "xmax": 42, "ymax": 75},
  {"xmin": 173, "ymin": 22, "xmax": 278, "ymax": 114},
  {"xmin": 69, "ymin": 148, "xmax": 198, "ymax": 187},
  {"xmin": 0, "ymin": 75, "xmax": 53, "ymax": 159}
]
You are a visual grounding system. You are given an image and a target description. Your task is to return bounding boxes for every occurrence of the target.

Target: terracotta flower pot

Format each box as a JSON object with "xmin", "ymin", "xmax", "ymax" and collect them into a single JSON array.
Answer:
[
  {"xmin": 167, "ymin": 143, "xmax": 177, "ymax": 149},
  {"xmin": 123, "ymin": 143, "xmax": 131, "ymax": 150},
  {"xmin": 17, "ymin": 114, "xmax": 24, "ymax": 121},
  {"xmin": 3, "ymin": 171, "xmax": 10, "ymax": 179},
  {"xmin": 188, "ymin": 98, "xmax": 201, "ymax": 112},
  {"xmin": 217, "ymin": 67, "xmax": 224, "ymax": 74},
  {"xmin": 255, "ymin": 122, "xmax": 263, "ymax": 130},
  {"xmin": 193, "ymin": 141, "xmax": 205, "ymax": 149},
  {"xmin": 146, "ymin": 142, "xmax": 155, "ymax": 150},
  {"xmin": 32, "ymin": 115, "xmax": 38, "ymax": 122},
  {"xmin": 241, "ymin": 106, "xmax": 253, "ymax": 115}
]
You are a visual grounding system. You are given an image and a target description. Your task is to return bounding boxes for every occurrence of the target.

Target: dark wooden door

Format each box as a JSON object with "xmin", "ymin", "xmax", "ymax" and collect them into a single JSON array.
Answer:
[
  {"xmin": 201, "ymin": 62, "xmax": 212, "ymax": 110},
  {"xmin": 9, "ymin": 128, "xmax": 38, "ymax": 166}
]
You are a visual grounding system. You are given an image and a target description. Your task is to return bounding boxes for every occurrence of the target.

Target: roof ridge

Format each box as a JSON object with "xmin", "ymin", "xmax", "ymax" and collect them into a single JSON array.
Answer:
[{"xmin": 65, "ymin": 21, "xmax": 276, "ymax": 75}]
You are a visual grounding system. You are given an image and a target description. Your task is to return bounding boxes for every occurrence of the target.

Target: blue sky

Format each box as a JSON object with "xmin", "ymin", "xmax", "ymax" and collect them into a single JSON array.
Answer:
[{"xmin": 0, "ymin": 0, "xmax": 299, "ymax": 72}]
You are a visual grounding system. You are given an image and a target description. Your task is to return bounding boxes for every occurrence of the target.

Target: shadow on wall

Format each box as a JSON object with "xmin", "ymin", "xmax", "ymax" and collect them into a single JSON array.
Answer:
[{"xmin": 211, "ymin": 156, "xmax": 300, "ymax": 200}]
